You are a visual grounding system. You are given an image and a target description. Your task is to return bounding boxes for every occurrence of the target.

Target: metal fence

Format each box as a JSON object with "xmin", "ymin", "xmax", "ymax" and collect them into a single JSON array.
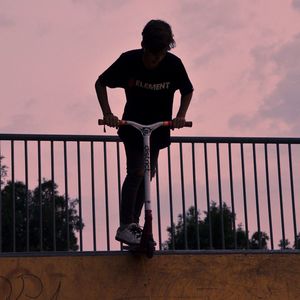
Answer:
[{"xmin": 0, "ymin": 133, "xmax": 300, "ymax": 253}]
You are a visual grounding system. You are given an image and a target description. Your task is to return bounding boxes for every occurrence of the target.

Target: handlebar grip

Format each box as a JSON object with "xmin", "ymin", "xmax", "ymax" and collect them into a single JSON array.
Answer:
[
  {"xmin": 184, "ymin": 121, "xmax": 193, "ymax": 127},
  {"xmin": 98, "ymin": 119, "xmax": 105, "ymax": 125},
  {"xmin": 98, "ymin": 119, "xmax": 126, "ymax": 126},
  {"xmin": 165, "ymin": 121, "xmax": 193, "ymax": 127}
]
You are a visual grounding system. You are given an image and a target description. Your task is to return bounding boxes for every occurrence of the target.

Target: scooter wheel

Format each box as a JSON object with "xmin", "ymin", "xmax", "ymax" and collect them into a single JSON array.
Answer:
[{"xmin": 146, "ymin": 240, "xmax": 155, "ymax": 258}]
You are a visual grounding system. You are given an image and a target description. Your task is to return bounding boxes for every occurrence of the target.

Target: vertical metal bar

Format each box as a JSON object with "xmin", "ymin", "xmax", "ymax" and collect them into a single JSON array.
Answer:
[
  {"xmin": 77, "ymin": 141, "xmax": 83, "ymax": 252},
  {"xmin": 167, "ymin": 146, "xmax": 175, "ymax": 250},
  {"xmin": 38, "ymin": 140, "xmax": 43, "ymax": 251},
  {"xmin": 204, "ymin": 142, "xmax": 213, "ymax": 249},
  {"xmin": 240, "ymin": 143, "xmax": 249, "ymax": 249},
  {"xmin": 192, "ymin": 143, "xmax": 200, "ymax": 249},
  {"xmin": 90, "ymin": 141, "xmax": 97, "ymax": 251},
  {"xmin": 252, "ymin": 143, "xmax": 261, "ymax": 248},
  {"xmin": 11, "ymin": 141, "xmax": 16, "ymax": 252},
  {"xmin": 25, "ymin": 141, "xmax": 29, "ymax": 252},
  {"xmin": 288, "ymin": 144, "xmax": 297, "ymax": 247},
  {"xmin": 64, "ymin": 141, "xmax": 70, "ymax": 250},
  {"xmin": 51, "ymin": 141, "xmax": 56, "ymax": 252},
  {"xmin": 216, "ymin": 143, "xmax": 225, "ymax": 249},
  {"xmin": 156, "ymin": 164, "xmax": 162, "ymax": 250},
  {"xmin": 264, "ymin": 144, "xmax": 274, "ymax": 250},
  {"xmin": 179, "ymin": 143, "xmax": 187, "ymax": 249},
  {"xmin": 103, "ymin": 142, "xmax": 110, "ymax": 251},
  {"xmin": 228, "ymin": 143, "xmax": 237, "ymax": 249},
  {"xmin": 116, "ymin": 142, "xmax": 123, "ymax": 251},
  {"xmin": 0, "ymin": 142, "xmax": 2, "ymax": 252},
  {"xmin": 276, "ymin": 144, "xmax": 286, "ymax": 249},
  {"xmin": 116, "ymin": 142, "xmax": 122, "ymax": 216}
]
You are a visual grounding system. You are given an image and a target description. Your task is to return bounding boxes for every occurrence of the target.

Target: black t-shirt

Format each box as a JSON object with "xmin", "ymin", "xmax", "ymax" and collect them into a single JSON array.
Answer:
[{"xmin": 98, "ymin": 49, "xmax": 193, "ymax": 149}]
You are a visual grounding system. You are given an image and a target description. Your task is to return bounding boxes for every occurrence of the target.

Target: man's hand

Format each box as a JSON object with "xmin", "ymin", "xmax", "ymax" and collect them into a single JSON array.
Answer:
[
  {"xmin": 104, "ymin": 113, "xmax": 119, "ymax": 128},
  {"xmin": 172, "ymin": 116, "xmax": 186, "ymax": 129}
]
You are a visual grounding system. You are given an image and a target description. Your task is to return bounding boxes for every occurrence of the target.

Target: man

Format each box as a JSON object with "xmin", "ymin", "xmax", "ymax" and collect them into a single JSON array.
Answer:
[{"xmin": 95, "ymin": 20, "xmax": 193, "ymax": 245}]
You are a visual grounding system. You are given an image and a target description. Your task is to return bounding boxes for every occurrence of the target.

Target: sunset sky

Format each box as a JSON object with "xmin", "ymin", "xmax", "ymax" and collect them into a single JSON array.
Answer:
[
  {"xmin": 1, "ymin": 1, "xmax": 300, "ymax": 250},
  {"xmin": 1, "ymin": 0, "xmax": 300, "ymax": 138}
]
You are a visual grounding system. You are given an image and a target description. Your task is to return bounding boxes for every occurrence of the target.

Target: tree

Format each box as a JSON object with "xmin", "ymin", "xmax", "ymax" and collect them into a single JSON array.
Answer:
[
  {"xmin": 249, "ymin": 231, "xmax": 269, "ymax": 250},
  {"xmin": 164, "ymin": 206, "xmax": 202, "ymax": 250},
  {"xmin": 278, "ymin": 237, "xmax": 300, "ymax": 250},
  {"xmin": 164, "ymin": 202, "xmax": 248, "ymax": 250},
  {"xmin": 1, "ymin": 179, "xmax": 84, "ymax": 252},
  {"xmin": 1, "ymin": 181, "xmax": 28, "ymax": 252},
  {"xmin": 278, "ymin": 239, "xmax": 292, "ymax": 250},
  {"xmin": 294, "ymin": 234, "xmax": 300, "ymax": 249},
  {"xmin": 0, "ymin": 155, "xmax": 7, "ymax": 186}
]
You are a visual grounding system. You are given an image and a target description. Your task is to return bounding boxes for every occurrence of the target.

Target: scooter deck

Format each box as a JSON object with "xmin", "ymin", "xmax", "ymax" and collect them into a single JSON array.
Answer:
[
  {"xmin": 123, "ymin": 244, "xmax": 142, "ymax": 252},
  {"xmin": 122, "ymin": 244, "xmax": 148, "ymax": 257},
  {"xmin": 123, "ymin": 241, "xmax": 156, "ymax": 258}
]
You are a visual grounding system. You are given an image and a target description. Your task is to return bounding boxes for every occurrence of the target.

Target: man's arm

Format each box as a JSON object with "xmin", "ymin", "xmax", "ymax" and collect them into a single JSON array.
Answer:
[
  {"xmin": 173, "ymin": 91, "xmax": 193, "ymax": 128},
  {"xmin": 95, "ymin": 78, "xmax": 119, "ymax": 127}
]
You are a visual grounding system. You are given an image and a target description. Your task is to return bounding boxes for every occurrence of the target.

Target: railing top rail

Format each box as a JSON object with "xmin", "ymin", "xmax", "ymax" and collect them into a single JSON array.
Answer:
[
  {"xmin": 0, "ymin": 134, "xmax": 120, "ymax": 142},
  {"xmin": 0, "ymin": 133, "xmax": 300, "ymax": 144},
  {"xmin": 171, "ymin": 136, "xmax": 300, "ymax": 144}
]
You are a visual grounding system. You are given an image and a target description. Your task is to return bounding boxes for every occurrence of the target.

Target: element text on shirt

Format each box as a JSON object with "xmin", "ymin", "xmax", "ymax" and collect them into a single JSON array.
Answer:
[{"xmin": 135, "ymin": 80, "xmax": 171, "ymax": 91}]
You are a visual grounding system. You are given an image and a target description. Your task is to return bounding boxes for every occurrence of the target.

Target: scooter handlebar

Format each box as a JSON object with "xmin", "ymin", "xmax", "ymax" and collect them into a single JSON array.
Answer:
[
  {"xmin": 162, "ymin": 120, "xmax": 193, "ymax": 128},
  {"xmin": 98, "ymin": 119, "xmax": 193, "ymax": 127}
]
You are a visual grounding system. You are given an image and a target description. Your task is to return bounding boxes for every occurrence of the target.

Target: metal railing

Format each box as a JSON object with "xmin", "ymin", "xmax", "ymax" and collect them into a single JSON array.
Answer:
[{"xmin": 0, "ymin": 133, "xmax": 300, "ymax": 253}]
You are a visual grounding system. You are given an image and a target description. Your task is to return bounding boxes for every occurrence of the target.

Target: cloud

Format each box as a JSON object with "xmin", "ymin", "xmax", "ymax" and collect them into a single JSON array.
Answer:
[
  {"xmin": 256, "ymin": 33, "xmax": 300, "ymax": 130},
  {"xmin": 71, "ymin": 0, "xmax": 129, "ymax": 11},
  {"xmin": 292, "ymin": 0, "xmax": 300, "ymax": 11},
  {"xmin": 193, "ymin": 47, "xmax": 225, "ymax": 67},
  {"xmin": 248, "ymin": 44, "xmax": 278, "ymax": 84},
  {"xmin": 0, "ymin": 13, "xmax": 14, "ymax": 28},
  {"xmin": 64, "ymin": 100, "xmax": 95, "ymax": 123},
  {"xmin": 0, "ymin": 113, "xmax": 40, "ymax": 133},
  {"xmin": 229, "ymin": 33, "xmax": 300, "ymax": 135},
  {"xmin": 199, "ymin": 88, "xmax": 218, "ymax": 101},
  {"xmin": 179, "ymin": 0, "xmax": 245, "ymax": 31}
]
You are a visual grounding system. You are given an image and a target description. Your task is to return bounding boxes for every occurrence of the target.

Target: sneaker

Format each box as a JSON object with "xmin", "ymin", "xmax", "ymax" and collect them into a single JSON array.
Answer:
[
  {"xmin": 115, "ymin": 223, "xmax": 142, "ymax": 245},
  {"xmin": 131, "ymin": 223, "xmax": 143, "ymax": 238}
]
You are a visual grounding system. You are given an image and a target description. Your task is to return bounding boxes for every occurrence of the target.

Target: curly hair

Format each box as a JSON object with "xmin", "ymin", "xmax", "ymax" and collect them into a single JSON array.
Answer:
[{"xmin": 141, "ymin": 20, "xmax": 176, "ymax": 53}]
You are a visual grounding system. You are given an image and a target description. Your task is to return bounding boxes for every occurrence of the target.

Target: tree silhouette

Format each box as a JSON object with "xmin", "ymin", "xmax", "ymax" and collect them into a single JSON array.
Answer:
[
  {"xmin": 249, "ymin": 231, "xmax": 269, "ymax": 250},
  {"xmin": 164, "ymin": 202, "xmax": 249, "ymax": 250},
  {"xmin": 278, "ymin": 239, "xmax": 292, "ymax": 250},
  {"xmin": 164, "ymin": 201, "xmax": 273, "ymax": 250},
  {"xmin": 1, "ymin": 179, "xmax": 84, "ymax": 252},
  {"xmin": 279, "ymin": 235, "xmax": 300, "ymax": 250},
  {"xmin": 294, "ymin": 234, "xmax": 300, "ymax": 249},
  {"xmin": 0, "ymin": 155, "xmax": 7, "ymax": 186}
]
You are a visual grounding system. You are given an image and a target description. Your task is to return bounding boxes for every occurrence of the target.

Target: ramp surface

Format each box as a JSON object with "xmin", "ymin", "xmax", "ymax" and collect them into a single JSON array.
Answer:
[{"xmin": 0, "ymin": 252, "xmax": 299, "ymax": 299}]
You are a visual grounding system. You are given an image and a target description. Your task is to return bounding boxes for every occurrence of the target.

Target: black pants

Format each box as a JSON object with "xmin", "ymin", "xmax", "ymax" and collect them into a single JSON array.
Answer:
[{"xmin": 120, "ymin": 140, "xmax": 160, "ymax": 226}]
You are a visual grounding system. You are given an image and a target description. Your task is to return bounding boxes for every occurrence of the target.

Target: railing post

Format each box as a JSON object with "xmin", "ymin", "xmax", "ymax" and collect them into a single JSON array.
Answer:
[
  {"xmin": 288, "ymin": 144, "xmax": 297, "ymax": 247},
  {"xmin": 11, "ymin": 140, "xmax": 16, "ymax": 252},
  {"xmin": 204, "ymin": 142, "xmax": 213, "ymax": 249},
  {"xmin": 240, "ymin": 143, "xmax": 249, "ymax": 249},
  {"xmin": 192, "ymin": 142, "xmax": 200, "ymax": 250},
  {"xmin": 77, "ymin": 141, "xmax": 83, "ymax": 252},
  {"xmin": 228, "ymin": 143, "xmax": 237, "ymax": 249},
  {"xmin": 167, "ymin": 146, "xmax": 175, "ymax": 250},
  {"xmin": 103, "ymin": 142, "xmax": 110, "ymax": 251},
  {"xmin": 276, "ymin": 144, "xmax": 286, "ymax": 249},
  {"xmin": 179, "ymin": 143, "xmax": 187, "ymax": 250},
  {"xmin": 264, "ymin": 143, "xmax": 274, "ymax": 250},
  {"xmin": 252, "ymin": 143, "xmax": 261, "ymax": 248},
  {"xmin": 216, "ymin": 143, "xmax": 225, "ymax": 249}
]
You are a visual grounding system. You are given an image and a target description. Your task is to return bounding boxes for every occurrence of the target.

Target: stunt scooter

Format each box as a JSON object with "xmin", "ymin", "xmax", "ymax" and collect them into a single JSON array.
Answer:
[{"xmin": 98, "ymin": 119, "xmax": 192, "ymax": 258}]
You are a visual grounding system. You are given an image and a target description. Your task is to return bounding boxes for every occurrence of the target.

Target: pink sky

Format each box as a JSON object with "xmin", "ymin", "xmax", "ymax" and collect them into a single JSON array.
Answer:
[
  {"xmin": 1, "ymin": 0, "xmax": 300, "ymax": 250},
  {"xmin": 1, "ymin": 0, "xmax": 300, "ymax": 138}
]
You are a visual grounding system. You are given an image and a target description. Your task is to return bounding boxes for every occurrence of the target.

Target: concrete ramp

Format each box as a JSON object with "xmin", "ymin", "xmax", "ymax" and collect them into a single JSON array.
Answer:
[{"xmin": 0, "ymin": 252, "xmax": 299, "ymax": 299}]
